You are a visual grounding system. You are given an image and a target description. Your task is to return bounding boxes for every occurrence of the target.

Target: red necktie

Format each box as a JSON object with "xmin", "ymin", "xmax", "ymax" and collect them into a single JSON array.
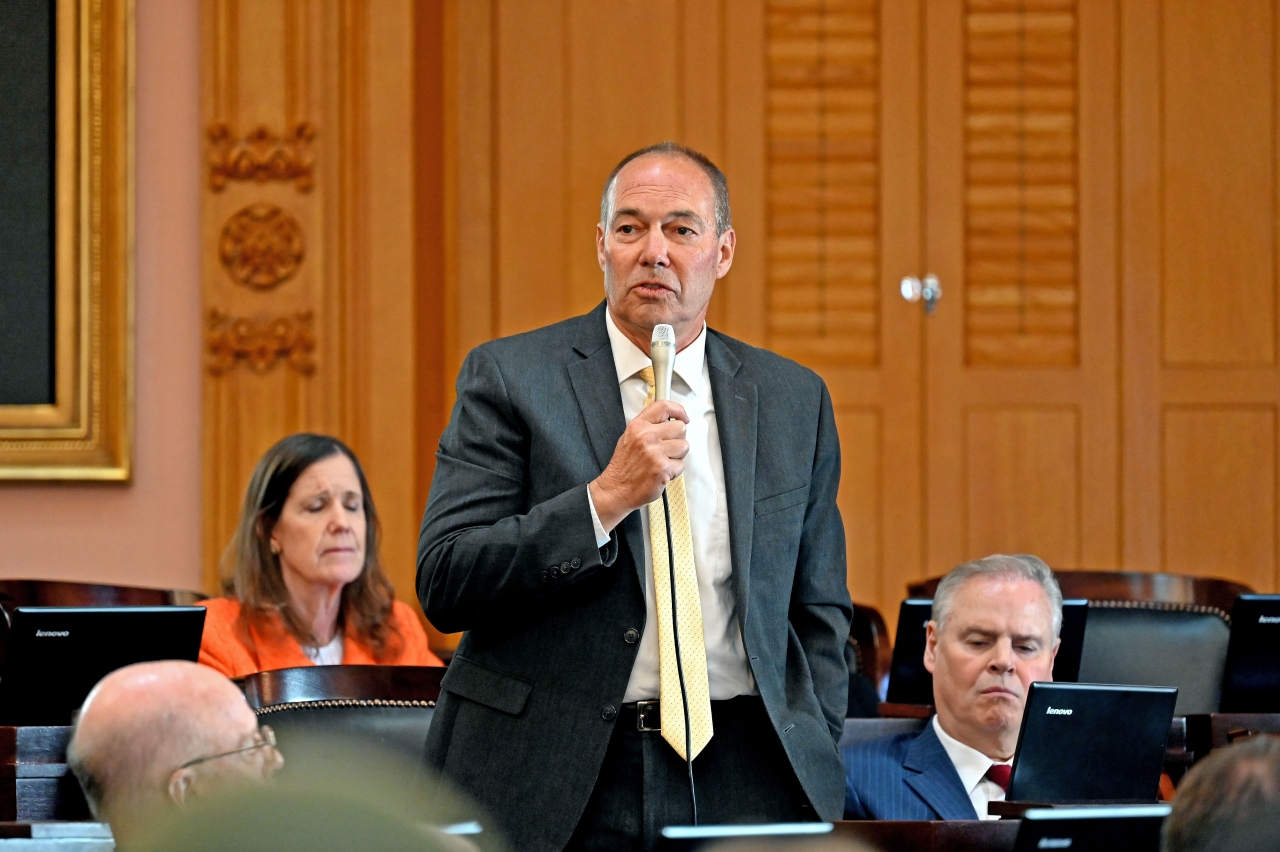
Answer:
[{"xmin": 986, "ymin": 763, "xmax": 1012, "ymax": 792}]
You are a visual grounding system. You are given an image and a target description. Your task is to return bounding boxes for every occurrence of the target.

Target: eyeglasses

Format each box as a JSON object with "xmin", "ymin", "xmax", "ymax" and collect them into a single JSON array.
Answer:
[{"xmin": 178, "ymin": 725, "xmax": 278, "ymax": 770}]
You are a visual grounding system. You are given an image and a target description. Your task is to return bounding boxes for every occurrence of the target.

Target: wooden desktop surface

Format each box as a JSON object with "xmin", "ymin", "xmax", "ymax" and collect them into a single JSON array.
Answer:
[{"xmin": 836, "ymin": 820, "xmax": 1018, "ymax": 851}]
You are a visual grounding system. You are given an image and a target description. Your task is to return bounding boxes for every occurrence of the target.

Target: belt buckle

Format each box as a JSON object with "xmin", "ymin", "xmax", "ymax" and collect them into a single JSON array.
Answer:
[{"xmin": 635, "ymin": 700, "xmax": 661, "ymax": 732}]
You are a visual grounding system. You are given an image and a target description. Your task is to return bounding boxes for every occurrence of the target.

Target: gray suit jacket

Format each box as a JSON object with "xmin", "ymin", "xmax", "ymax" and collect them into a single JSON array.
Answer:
[{"xmin": 417, "ymin": 302, "xmax": 851, "ymax": 851}]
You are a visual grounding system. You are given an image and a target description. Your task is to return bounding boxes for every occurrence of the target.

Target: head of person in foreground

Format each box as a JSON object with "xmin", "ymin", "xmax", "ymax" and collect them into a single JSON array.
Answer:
[
  {"xmin": 1163, "ymin": 733, "xmax": 1280, "ymax": 852},
  {"xmin": 925, "ymin": 553, "xmax": 1062, "ymax": 760},
  {"xmin": 67, "ymin": 660, "xmax": 282, "ymax": 845}
]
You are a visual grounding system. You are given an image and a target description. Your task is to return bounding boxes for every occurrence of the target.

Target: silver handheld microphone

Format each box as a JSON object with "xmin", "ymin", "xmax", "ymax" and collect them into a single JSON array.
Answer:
[{"xmin": 650, "ymin": 324, "xmax": 675, "ymax": 403}]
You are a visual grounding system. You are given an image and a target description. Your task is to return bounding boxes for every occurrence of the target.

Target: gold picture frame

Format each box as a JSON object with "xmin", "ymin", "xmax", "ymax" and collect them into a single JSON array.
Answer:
[{"xmin": 0, "ymin": 0, "xmax": 133, "ymax": 480}]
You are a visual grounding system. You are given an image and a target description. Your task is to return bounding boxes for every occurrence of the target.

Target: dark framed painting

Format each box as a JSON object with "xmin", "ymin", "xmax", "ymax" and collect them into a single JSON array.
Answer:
[{"xmin": 0, "ymin": 0, "xmax": 132, "ymax": 479}]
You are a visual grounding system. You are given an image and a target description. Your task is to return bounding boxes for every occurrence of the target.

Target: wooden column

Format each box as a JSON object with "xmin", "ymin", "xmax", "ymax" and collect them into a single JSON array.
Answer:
[{"xmin": 200, "ymin": 0, "xmax": 430, "ymax": 630}]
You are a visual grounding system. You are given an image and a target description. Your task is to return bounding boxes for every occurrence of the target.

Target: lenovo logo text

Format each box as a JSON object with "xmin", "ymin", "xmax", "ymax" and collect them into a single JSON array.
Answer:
[
  {"xmin": 35, "ymin": 630, "xmax": 69, "ymax": 638},
  {"xmin": 1259, "ymin": 615, "xmax": 1280, "ymax": 624},
  {"xmin": 1045, "ymin": 707, "xmax": 1073, "ymax": 716},
  {"xmin": 1038, "ymin": 839, "xmax": 1072, "ymax": 849}
]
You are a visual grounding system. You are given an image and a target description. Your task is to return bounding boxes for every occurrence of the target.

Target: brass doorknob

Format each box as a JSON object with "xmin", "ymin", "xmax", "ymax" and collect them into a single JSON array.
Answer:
[{"xmin": 900, "ymin": 274, "xmax": 941, "ymax": 314}]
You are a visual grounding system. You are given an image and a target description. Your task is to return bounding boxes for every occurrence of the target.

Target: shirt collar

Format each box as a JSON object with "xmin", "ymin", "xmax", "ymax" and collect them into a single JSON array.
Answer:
[
  {"xmin": 931, "ymin": 715, "xmax": 1008, "ymax": 795},
  {"xmin": 604, "ymin": 308, "xmax": 708, "ymax": 398}
]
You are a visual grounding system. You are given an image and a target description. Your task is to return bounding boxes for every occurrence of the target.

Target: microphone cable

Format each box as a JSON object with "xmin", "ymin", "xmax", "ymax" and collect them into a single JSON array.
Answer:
[{"xmin": 661, "ymin": 486, "xmax": 698, "ymax": 826}]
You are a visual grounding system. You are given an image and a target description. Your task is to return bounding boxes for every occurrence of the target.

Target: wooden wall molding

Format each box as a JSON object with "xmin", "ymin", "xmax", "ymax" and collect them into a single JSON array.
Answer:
[
  {"xmin": 217, "ymin": 203, "xmax": 306, "ymax": 289},
  {"xmin": 206, "ymin": 122, "xmax": 316, "ymax": 192},
  {"xmin": 205, "ymin": 308, "xmax": 316, "ymax": 376}
]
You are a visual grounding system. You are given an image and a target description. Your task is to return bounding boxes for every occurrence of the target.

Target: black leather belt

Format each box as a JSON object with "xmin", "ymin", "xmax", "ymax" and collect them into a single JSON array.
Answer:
[
  {"xmin": 618, "ymin": 695, "xmax": 762, "ymax": 733},
  {"xmin": 619, "ymin": 700, "xmax": 663, "ymax": 732}
]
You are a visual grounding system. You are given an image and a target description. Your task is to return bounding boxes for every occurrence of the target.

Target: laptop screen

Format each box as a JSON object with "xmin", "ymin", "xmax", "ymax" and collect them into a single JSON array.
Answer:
[
  {"xmin": 0, "ymin": 606, "xmax": 207, "ymax": 725},
  {"xmin": 887, "ymin": 599, "xmax": 1088, "ymax": 705},
  {"xmin": 1014, "ymin": 805, "xmax": 1170, "ymax": 852},
  {"xmin": 1007, "ymin": 682, "xmax": 1177, "ymax": 804},
  {"xmin": 1221, "ymin": 594, "xmax": 1280, "ymax": 712},
  {"xmin": 658, "ymin": 823, "xmax": 834, "ymax": 851}
]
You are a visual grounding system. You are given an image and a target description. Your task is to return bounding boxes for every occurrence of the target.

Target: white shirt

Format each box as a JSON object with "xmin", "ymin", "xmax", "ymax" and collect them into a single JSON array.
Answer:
[
  {"xmin": 303, "ymin": 633, "xmax": 344, "ymax": 666},
  {"xmin": 931, "ymin": 715, "xmax": 1010, "ymax": 820},
  {"xmin": 587, "ymin": 311, "xmax": 756, "ymax": 702}
]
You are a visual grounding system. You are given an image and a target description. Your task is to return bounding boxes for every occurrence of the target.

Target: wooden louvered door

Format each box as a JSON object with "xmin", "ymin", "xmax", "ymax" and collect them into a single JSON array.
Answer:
[
  {"xmin": 763, "ymin": 0, "xmax": 925, "ymax": 624},
  {"xmin": 920, "ymin": 0, "xmax": 1120, "ymax": 575}
]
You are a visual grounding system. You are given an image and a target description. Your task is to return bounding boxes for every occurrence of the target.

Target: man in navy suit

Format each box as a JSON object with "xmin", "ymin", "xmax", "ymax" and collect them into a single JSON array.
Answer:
[{"xmin": 843, "ymin": 554, "xmax": 1062, "ymax": 820}]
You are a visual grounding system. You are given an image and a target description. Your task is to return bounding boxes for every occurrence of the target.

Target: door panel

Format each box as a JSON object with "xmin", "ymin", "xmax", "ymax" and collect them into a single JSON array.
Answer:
[
  {"xmin": 1163, "ymin": 408, "xmax": 1277, "ymax": 592},
  {"xmin": 764, "ymin": 0, "xmax": 923, "ymax": 630},
  {"xmin": 965, "ymin": 407, "xmax": 1081, "ymax": 566},
  {"xmin": 924, "ymin": 0, "xmax": 1119, "ymax": 576}
]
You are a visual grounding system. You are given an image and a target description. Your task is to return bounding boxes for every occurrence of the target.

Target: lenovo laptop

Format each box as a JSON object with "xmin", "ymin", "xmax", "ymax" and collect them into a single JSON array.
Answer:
[
  {"xmin": 0, "ymin": 606, "xmax": 206, "ymax": 725},
  {"xmin": 1005, "ymin": 682, "xmax": 1178, "ymax": 805},
  {"xmin": 1013, "ymin": 805, "xmax": 1170, "ymax": 852},
  {"xmin": 1220, "ymin": 594, "xmax": 1280, "ymax": 712},
  {"xmin": 887, "ymin": 599, "xmax": 1088, "ymax": 705}
]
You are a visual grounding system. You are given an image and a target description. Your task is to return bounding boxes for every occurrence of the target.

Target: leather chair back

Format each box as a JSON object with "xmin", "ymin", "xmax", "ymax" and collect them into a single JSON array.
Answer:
[
  {"xmin": 0, "ymin": 579, "xmax": 205, "ymax": 609},
  {"xmin": 849, "ymin": 602, "xmax": 893, "ymax": 687},
  {"xmin": 242, "ymin": 665, "xmax": 444, "ymax": 767},
  {"xmin": 1077, "ymin": 601, "xmax": 1230, "ymax": 715},
  {"xmin": 907, "ymin": 570, "xmax": 1251, "ymax": 614}
]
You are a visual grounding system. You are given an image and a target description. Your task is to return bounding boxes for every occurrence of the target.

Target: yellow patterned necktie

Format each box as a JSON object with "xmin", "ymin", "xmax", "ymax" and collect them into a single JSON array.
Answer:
[{"xmin": 639, "ymin": 365, "xmax": 713, "ymax": 760}]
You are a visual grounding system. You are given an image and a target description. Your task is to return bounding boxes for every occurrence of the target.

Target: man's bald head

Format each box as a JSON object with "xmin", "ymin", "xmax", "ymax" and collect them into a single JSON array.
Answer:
[{"xmin": 68, "ymin": 661, "xmax": 277, "ymax": 838}]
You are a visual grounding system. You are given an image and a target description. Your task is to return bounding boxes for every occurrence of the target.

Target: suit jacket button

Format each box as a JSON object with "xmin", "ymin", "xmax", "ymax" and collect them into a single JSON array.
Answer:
[
  {"xmin": 540, "ymin": 571, "xmax": 549, "ymax": 583},
  {"xmin": 570, "ymin": 557, "xmax": 581, "ymax": 569},
  {"xmin": 601, "ymin": 705, "xmax": 617, "ymax": 721},
  {"xmin": 561, "ymin": 561, "xmax": 571, "ymax": 573},
  {"xmin": 623, "ymin": 628, "xmax": 639, "ymax": 644}
]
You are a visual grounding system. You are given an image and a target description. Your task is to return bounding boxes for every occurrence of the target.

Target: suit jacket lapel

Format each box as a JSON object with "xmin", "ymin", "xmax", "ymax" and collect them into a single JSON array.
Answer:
[
  {"xmin": 706, "ymin": 333, "xmax": 756, "ymax": 625},
  {"xmin": 903, "ymin": 722, "xmax": 980, "ymax": 820},
  {"xmin": 567, "ymin": 303, "xmax": 646, "ymax": 585}
]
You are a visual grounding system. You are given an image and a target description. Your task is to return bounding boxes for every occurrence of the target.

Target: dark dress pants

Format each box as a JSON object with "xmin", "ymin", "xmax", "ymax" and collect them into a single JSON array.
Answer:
[{"xmin": 564, "ymin": 696, "xmax": 815, "ymax": 852}]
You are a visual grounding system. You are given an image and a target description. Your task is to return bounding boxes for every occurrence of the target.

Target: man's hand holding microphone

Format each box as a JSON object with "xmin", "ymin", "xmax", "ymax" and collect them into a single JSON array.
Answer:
[{"xmin": 588, "ymin": 324, "xmax": 684, "ymax": 534}]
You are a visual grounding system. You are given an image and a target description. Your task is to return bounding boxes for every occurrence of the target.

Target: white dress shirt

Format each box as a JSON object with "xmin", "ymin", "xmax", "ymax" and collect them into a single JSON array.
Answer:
[
  {"xmin": 931, "ymin": 716, "xmax": 1010, "ymax": 820},
  {"xmin": 587, "ymin": 310, "xmax": 756, "ymax": 703}
]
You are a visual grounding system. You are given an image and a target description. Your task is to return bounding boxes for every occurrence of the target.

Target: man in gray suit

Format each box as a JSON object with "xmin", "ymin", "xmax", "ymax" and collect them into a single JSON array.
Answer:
[{"xmin": 417, "ymin": 142, "xmax": 851, "ymax": 852}]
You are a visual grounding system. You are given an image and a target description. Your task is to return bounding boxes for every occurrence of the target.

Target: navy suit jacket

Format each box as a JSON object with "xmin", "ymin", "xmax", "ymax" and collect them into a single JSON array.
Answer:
[{"xmin": 842, "ymin": 721, "xmax": 979, "ymax": 820}]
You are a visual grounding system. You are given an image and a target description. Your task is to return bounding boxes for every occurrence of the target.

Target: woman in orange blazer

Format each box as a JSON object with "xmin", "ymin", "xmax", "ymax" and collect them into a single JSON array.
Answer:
[{"xmin": 200, "ymin": 433, "xmax": 442, "ymax": 678}]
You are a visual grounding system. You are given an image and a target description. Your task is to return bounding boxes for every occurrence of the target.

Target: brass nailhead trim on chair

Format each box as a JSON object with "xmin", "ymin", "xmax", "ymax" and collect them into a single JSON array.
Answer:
[
  {"xmin": 254, "ymin": 698, "xmax": 437, "ymax": 716},
  {"xmin": 1086, "ymin": 599, "xmax": 1231, "ymax": 627}
]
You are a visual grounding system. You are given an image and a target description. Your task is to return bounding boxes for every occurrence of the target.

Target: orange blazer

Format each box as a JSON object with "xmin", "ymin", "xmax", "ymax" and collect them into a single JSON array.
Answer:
[{"xmin": 198, "ymin": 596, "xmax": 443, "ymax": 679}]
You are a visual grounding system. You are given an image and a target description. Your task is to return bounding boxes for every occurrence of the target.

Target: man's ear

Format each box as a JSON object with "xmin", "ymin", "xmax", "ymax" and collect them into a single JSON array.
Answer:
[
  {"xmin": 167, "ymin": 768, "xmax": 196, "ymax": 806},
  {"xmin": 923, "ymin": 620, "xmax": 939, "ymax": 674},
  {"xmin": 596, "ymin": 223, "xmax": 607, "ymax": 270},
  {"xmin": 715, "ymin": 227, "xmax": 736, "ymax": 278}
]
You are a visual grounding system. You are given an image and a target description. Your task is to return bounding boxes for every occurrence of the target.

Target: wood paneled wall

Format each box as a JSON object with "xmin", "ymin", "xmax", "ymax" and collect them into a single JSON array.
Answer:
[
  {"xmin": 441, "ymin": 0, "xmax": 1279, "ymax": 635},
  {"xmin": 201, "ymin": 0, "xmax": 1280, "ymax": 645},
  {"xmin": 1121, "ymin": 0, "xmax": 1280, "ymax": 592},
  {"xmin": 200, "ymin": 0, "xmax": 434, "ymax": 630}
]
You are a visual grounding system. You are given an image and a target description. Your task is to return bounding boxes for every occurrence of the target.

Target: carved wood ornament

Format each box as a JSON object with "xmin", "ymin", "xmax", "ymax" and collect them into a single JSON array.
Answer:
[
  {"xmin": 219, "ymin": 204, "xmax": 306, "ymax": 289},
  {"xmin": 206, "ymin": 122, "xmax": 316, "ymax": 192},
  {"xmin": 205, "ymin": 308, "xmax": 316, "ymax": 375}
]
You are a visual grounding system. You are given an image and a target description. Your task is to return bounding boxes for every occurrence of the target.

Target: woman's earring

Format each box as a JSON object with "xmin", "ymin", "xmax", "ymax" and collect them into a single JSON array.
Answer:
[{"xmin": 270, "ymin": 541, "xmax": 281, "ymax": 555}]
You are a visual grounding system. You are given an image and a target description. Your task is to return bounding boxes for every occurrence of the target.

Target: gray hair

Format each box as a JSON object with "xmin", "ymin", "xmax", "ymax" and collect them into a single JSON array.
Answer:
[
  {"xmin": 599, "ymin": 141, "xmax": 732, "ymax": 236},
  {"xmin": 932, "ymin": 554, "xmax": 1063, "ymax": 639}
]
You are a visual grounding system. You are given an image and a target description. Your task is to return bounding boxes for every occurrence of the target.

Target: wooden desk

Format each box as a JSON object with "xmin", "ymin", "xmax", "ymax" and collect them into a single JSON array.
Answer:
[{"xmin": 835, "ymin": 820, "xmax": 1018, "ymax": 852}]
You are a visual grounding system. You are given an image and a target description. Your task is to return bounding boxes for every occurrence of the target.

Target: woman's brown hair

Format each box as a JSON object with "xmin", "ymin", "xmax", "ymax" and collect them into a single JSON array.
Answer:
[{"xmin": 222, "ymin": 433, "xmax": 402, "ymax": 659}]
